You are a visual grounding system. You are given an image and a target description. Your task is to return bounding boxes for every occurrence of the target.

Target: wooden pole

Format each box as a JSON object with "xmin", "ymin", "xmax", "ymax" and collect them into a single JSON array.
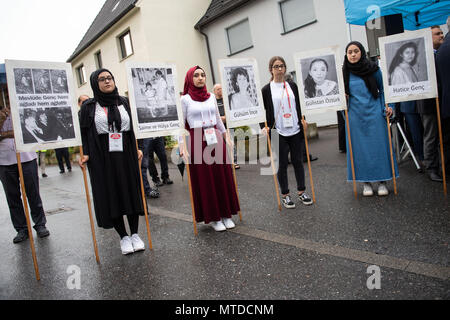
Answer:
[
  {"xmin": 79, "ymin": 147, "xmax": 100, "ymax": 263},
  {"xmin": 435, "ymin": 98, "xmax": 447, "ymax": 195},
  {"xmin": 16, "ymin": 153, "xmax": 40, "ymax": 281},
  {"xmin": 264, "ymin": 122, "xmax": 282, "ymax": 211},
  {"xmin": 182, "ymin": 135, "xmax": 198, "ymax": 235},
  {"xmin": 227, "ymin": 128, "xmax": 242, "ymax": 221},
  {"xmin": 302, "ymin": 116, "xmax": 316, "ymax": 203},
  {"xmin": 344, "ymin": 109, "xmax": 357, "ymax": 199},
  {"xmin": 385, "ymin": 107, "xmax": 398, "ymax": 195},
  {"xmin": 136, "ymin": 141, "xmax": 153, "ymax": 249}
]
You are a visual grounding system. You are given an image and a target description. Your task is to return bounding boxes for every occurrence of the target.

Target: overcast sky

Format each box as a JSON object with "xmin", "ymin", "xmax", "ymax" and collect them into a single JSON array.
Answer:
[{"xmin": 0, "ymin": 0, "xmax": 106, "ymax": 63}]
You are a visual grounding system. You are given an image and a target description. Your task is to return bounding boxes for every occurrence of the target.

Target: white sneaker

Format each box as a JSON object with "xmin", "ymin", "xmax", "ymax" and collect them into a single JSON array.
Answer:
[
  {"xmin": 362, "ymin": 183, "xmax": 373, "ymax": 196},
  {"xmin": 120, "ymin": 236, "xmax": 134, "ymax": 255},
  {"xmin": 222, "ymin": 218, "xmax": 235, "ymax": 229},
  {"xmin": 211, "ymin": 220, "xmax": 226, "ymax": 232},
  {"xmin": 130, "ymin": 233, "xmax": 145, "ymax": 252},
  {"xmin": 377, "ymin": 183, "xmax": 389, "ymax": 196}
]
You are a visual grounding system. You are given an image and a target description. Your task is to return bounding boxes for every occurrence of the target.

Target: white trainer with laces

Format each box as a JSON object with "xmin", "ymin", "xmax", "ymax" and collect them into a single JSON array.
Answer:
[
  {"xmin": 131, "ymin": 233, "xmax": 145, "ymax": 252},
  {"xmin": 222, "ymin": 218, "xmax": 235, "ymax": 229},
  {"xmin": 362, "ymin": 183, "xmax": 373, "ymax": 196},
  {"xmin": 377, "ymin": 183, "xmax": 389, "ymax": 196},
  {"xmin": 120, "ymin": 236, "xmax": 134, "ymax": 255},
  {"xmin": 211, "ymin": 220, "xmax": 226, "ymax": 232}
]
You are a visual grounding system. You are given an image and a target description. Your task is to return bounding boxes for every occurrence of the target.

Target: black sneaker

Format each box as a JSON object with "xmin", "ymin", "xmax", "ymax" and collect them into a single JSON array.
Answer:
[
  {"xmin": 42, "ymin": 173, "xmax": 48, "ymax": 178},
  {"xmin": 35, "ymin": 225, "xmax": 50, "ymax": 238},
  {"xmin": 153, "ymin": 179, "xmax": 164, "ymax": 187},
  {"xmin": 13, "ymin": 230, "xmax": 29, "ymax": 243},
  {"xmin": 163, "ymin": 177, "xmax": 173, "ymax": 185},
  {"xmin": 282, "ymin": 195, "xmax": 296, "ymax": 209},
  {"xmin": 147, "ymin": 189, "xmax": 160, "ymax": 198},
  {"xmin": 298, "ymin": 192, "xmax": 313, "ymax": 205}
]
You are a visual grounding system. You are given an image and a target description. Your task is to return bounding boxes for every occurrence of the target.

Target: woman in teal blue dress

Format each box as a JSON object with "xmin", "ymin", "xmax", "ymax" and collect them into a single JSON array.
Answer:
[{"xmin": 343, "ymin": 41, "xmax": 399, "ymax": 196}]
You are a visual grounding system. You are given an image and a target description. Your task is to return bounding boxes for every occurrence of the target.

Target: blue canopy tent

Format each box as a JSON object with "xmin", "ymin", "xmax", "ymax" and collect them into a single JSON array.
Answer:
[{"xmin": 344, "ymin": 0, "xmax": 450, "ymax": 30}]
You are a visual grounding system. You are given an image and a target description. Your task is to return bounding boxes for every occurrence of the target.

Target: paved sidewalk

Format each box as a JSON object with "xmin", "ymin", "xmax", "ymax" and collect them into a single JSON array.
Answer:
[{"xmin": 0, "ymin": 127, "xmax": 449, "ymax": 299}]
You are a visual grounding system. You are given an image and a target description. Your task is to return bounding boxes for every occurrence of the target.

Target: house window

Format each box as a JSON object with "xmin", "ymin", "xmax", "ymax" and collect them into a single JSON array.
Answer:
[
  {"xmin": 76, "ymin": 64, "xmax": 87, "ymax": 86},
  {"xmin": 95, "ymin": 51, "xmax": 103, "ymax": 69},
  {"xmin": 279, "ymin": 0, "xmax": 316, "ymax": 34},
  {"xmin": 226, "ymin": 19, "xmax": 253, "ymax": 55},
  {"xmin": 118, "ymin": 30, "xmax": 133, "ymax": 60}
]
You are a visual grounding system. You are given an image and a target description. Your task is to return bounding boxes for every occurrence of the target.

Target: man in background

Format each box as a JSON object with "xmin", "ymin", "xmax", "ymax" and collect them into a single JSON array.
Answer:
[{"xmin": 0, "ymin": 101, "xmax": 50, "ymax": 243}]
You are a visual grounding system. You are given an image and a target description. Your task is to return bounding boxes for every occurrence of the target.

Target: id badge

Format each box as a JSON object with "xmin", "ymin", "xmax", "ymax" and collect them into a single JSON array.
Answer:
[
  {"xmin": 282, "ymin": 113, "xmax": 294, "ymax": 128},
  {"xmin": 109, "ymin": 132, "xmax": 123, "ymax": 152},
  {"xmin": 204, "ymin": 128, "xmax": 218, "ymax": 146}
]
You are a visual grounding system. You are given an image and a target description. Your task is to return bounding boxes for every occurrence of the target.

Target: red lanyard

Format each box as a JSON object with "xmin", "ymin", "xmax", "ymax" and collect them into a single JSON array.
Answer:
[{"xmin": 279, "ymin": 81, "xmax": 292, "ymax": 114}]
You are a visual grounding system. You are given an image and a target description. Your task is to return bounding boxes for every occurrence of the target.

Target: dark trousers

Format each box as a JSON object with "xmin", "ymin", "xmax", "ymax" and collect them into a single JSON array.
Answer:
[
  {"xmin": 404, "ymin": 112, "xmax": 424, "ymax": 161},
  {"xmin": 421, "ymin": 112, "xmax": 439, "ymax": 173},
  {"xmin": 337, "ymin": 110, "xmax": 346, "ymax": 152},
  {"xmin": 442, "ymin": 117, "xmax": 450, "ymax": 175},
  {"xmin": 0, "ymin": 159, "xmax": 47, "ymax": 232},
  {"xmin": 277, "ymin": 132, "xmax": 306, "ymax": 195},
  {"xmin": 55, "ymin": 148, "xmax": 71, "ymax": 172},
  {"xmin": 147, "ymin": 137, "xmax": 169, "ymax": 182},
  {"xmin": 141, "ymin": 139, "xmax": 153, "ymax": 195}
]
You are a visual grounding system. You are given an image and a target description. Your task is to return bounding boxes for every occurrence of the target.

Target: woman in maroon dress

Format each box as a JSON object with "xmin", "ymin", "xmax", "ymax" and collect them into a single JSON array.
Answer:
[{"xmin": 179, "ymin": 66, "xmax": 240, "ymax": 232}]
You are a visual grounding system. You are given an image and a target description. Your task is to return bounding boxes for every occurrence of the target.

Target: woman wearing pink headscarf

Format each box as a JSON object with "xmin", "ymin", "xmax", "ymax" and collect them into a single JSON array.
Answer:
[{"xmin": 179, "ymin": 66, "xmax": 240, "ymax": 232}]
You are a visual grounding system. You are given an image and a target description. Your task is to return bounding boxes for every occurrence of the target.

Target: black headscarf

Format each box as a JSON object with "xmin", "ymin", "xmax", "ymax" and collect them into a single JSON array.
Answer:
[
  {"xmin": 90, "ymin": 68, "xmax": 122, "ymax": 131},
  {"xmin": 343, "ymin": 41, "xmax": 380, "ymax": 99}
]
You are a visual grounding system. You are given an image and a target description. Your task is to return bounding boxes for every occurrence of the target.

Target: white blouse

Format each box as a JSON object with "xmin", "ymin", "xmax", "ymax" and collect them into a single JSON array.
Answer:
[
  {"xmin": 270, "ymin": 81, "xmax": 300, "ymax": 137},
  {"xmin": 180, "ymin": 94, "xmax": 226, "ymax": 133},
  {"xmin": 94, "ymin": 103, "xmax": 131, "ymax": 134}
]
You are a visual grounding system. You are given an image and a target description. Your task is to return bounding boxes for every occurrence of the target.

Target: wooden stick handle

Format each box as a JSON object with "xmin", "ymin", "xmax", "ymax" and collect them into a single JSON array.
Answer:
[
  {"xmin": 136, "ymin": 141, "xmax": 153, "ymax": 249},
  {"xmin": 265, "ymin": 122, "xmax": 282, "ymax": 211},
  {"xmin": 79, "ymin": 147, "xmax": 100, "ymax": 263},
  {"xmin": 16, "ymin": 153, "xmax": 40, "ymax": 281},
  {"xmin": 385, "ymin": 106, "xmax": 398, "ymax": 195},
  {"xmin": 302, "ymin": 117, "xmax": 316, "ymax": 203},
  {"xmin": 182, "ymin": 135, "xmax": 198, "ymax": 235},
  {"xmin": 344, "ymin": 109, "xmax": 357, "ymax": 199},
  {"xmin": 435, "ymin": 98, "xmax": 447, "ymax": 195},
  {"xmin": 227, "ymin": 128, "xmax": 243, "ymax": 221}
]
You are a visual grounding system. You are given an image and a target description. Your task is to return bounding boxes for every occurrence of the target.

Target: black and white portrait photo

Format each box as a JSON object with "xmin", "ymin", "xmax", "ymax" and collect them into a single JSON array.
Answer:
[
  {"xmin": 131, "ymin": 67, "xmax": 177, "ymax": 123},
  {"xmin": 32, "ymin": 69, "xmax": 52, "ymax": 94},
  {"xmin": 126, "ymin": 63, "xmax": 183, "ymax": 138},
  {"xmin": 225, "ymin": 66, "xmax": 259, "ymax": 110},
  {"xmin": 6, "ymin": 59, "xmax": 82, "ymax": 152},
  {"xmin": 19, "ymin": 107, "xmax": 75, "ymax": 144},
  {"xmin": 300, "ymin": 55, "xmax": 339, "ymax": 98},
  {"xmin": 218, "ymin": 58, "xmax": 266, "ymax": 128},
  {"xmin": 294, "ymin": 46, "xmax": 346, "ymax": 114},
  {"xmin": 50, "ymin": 69, "xmax": 69, "ymax": 94},
  {"xmin": 13, "ymin": 68, "xmax": 34, "ymax": 94},
  {"xmin": 379, "ymin": 29, "xmax": 438, "ymax": 103},
  {"xmin": 386, "ymin": 38, "xmax": 428, "ymax": 85}
]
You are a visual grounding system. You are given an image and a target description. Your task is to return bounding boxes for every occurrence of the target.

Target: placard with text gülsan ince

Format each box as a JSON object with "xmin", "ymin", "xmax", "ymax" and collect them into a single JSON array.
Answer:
[
  {"xmin": 218, "ymin": 58, "xmax": 266, "ymax": 129},
  {"xmin": 5, "ymin": 59, "xmax": 81, "ymax": 152},
  {"xmin": 293, "ymin": 45, "xmax": 347, "ymax": 116},
  {"xmin": 125, "ymin": 62, "xmax": 184, "ymax": 139},
  {"xmin": 379, "ymin": 28, "xmax": 438, "ymax": 103}
]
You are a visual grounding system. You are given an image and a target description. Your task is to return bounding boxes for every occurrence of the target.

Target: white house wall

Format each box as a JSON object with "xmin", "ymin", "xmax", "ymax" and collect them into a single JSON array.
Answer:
[
  {"xmin": 202, "ymin": 0, "xmax": 368, "ymax": 126},
  {"xmin": 71, "ymin": 0, "xmax": 211, "ymax": 100}
]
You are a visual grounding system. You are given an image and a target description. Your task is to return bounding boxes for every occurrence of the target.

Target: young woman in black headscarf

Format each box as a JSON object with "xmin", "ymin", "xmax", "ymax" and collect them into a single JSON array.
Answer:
[
  {"xmin": 78, "ymin": 68, "xmax": 146, "ymax": 255},
  {"xmin": 342, "ymin": 41, "xmax": 398, "ymax": 197}
]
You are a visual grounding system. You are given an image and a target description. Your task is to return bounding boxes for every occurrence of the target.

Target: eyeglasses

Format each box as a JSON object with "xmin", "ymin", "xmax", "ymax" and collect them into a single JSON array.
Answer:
[
  {"xmin": 272, "ymin": 64, "xmax": 285, "ymax": 69},
  {"xmin": 98, "ymin": 76, "xmax": 113, "ymax": 83}
]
